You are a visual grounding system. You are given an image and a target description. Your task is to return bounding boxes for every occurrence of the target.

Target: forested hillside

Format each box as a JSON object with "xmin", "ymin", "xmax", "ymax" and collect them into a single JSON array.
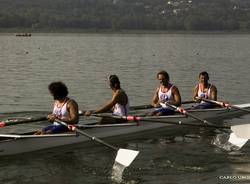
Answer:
[{"xmin": 0, "ymin": 0, "xmax": 250, "ymax": 31}]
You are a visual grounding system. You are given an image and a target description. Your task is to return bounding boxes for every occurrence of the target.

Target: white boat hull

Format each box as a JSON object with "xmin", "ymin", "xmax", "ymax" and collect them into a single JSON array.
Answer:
[{"xmin": 1, "ymin": 104, "xmax": 250, "ymax": 156}]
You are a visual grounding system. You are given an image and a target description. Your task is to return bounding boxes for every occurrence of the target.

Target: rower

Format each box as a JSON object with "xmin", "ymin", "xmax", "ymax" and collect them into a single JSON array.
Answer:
[
  {"xmin": 151, "ymin": 70, "xmax": 182, "ymax": 116},
  {"xmin": 84, "ymin": 75, "xmax": 129, "ymax": 124},
  {"xmin": 192, "ymin": 71, "xmax": 218, "ymax": 109},
  {"xmin": 35, "ymin": 82, "xmax": 79, "ymax": 134}
]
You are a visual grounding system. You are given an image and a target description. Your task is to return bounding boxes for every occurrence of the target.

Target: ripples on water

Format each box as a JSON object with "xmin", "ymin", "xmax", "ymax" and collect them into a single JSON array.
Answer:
[
  {"xmin": 1, "ymin": 33, "xmax": 250, "ymax": 112},
  {"xmin": 0, "ymin": 33, "xmax": 250, "ymax": 184}
]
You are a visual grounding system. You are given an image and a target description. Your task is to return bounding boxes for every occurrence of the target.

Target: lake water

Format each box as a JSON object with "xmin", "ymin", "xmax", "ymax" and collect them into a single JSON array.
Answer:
[{"xmin": 0, "ymin": 33, "xmax": 250, "ymax": 184}]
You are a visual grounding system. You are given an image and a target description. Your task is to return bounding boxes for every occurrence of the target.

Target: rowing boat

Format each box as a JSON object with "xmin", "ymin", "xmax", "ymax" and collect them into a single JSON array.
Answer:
[{"xmin": 0, "ymin": 103, "xmax": 250, "ymax": 156}]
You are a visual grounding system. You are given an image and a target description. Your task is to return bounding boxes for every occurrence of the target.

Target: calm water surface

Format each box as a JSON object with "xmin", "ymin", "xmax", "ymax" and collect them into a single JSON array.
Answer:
[{"xmin": 0, "ymin": 33, "xmax": 250, "ymax": 184}]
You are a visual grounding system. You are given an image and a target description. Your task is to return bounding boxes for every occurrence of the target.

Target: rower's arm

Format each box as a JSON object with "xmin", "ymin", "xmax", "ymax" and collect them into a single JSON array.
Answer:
[
  {"xmin": 193, "ymin": 85, "xmax": 199, "ymax": 102},
  {"xmin": 64, "ymin": 100, "xmax": 79, "ymax": 124},
  {"xmin": 151, "ymin": 88, "xmax": 160, "ymax": 107},
  {"xmin": 94, "ymin": 92, "xmax": 119, "ymax": 113},
  {"xmin": 171, "ymin": 87, "xmax": 182, "ymax": 107},
  {"xmin": 210, "ymin": 86, "xmax": 217, "ymax": 101}
]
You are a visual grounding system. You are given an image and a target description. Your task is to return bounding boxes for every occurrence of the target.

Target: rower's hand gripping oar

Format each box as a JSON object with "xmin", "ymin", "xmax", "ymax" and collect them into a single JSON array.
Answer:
[
  {"xmin": 55, "ymin": 119, "xmax": 139, "ymax": 167},
  {"xmin": 198, "ymin": 98, "xmax": 250, "ymax": 113}
]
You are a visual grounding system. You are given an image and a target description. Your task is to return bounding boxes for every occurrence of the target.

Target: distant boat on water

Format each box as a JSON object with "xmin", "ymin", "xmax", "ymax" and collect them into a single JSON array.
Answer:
[{"xmin": 15, "ymin": 33, "xmax": 32, "ymax": 37}]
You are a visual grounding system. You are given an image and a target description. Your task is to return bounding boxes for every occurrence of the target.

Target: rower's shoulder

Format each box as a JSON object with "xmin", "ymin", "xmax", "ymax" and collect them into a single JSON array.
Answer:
[
  {"xmin": 113, "ymin": 89, "xmax": 126, "ymax": 99},
  {"xmin": 119, "ymin": 89, "xmax": 129, "ymax": 98},
  {"xmin": 113, "ymin": 89, "xmax": 128, "ymax": 104},
  {"xmin": 154, "ymin": 86, "xmax": 160, "ymax": 92},
  {"xmin": 116, "ymin": 88, "xmax": 127, "ymax": 94},
  {"xmin": 67, "ymin": 98, "xmax": 78, "ymax": 106},
  {"xmin": 172, "ymin": 85, "xmax": 180, "ymax": 92},
  {"xmin": 210, "ymin": 84, "xmax": 217, "ymax": 91},
  {"xmin": 194, "ymin": 84, "xmax": 199, "ymax": 89}
]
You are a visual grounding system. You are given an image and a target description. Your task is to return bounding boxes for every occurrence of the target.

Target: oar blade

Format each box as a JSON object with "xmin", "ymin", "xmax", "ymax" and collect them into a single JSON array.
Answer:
[
  {"xmin": 228, "ymin": 132, "xmax": 248, "ymax": 149},
  {"xmin": 231, "ymin": 124, "xmax": 250, "ymax": 139},
  {"xmin": 115, "ymin": 148, "xmax": 139, "ymax": 167}
]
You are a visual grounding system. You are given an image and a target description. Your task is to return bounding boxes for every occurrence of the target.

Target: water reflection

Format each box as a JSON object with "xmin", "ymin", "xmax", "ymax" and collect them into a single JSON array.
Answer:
[{"xmin": 1, "ymin": 33, "xmax": 250, "ymax": 183}]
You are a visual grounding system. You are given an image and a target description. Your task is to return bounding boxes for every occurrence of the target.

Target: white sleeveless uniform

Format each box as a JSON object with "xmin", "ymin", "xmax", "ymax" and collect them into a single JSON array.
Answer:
[
  {"xmin": 52, "ymin": 99, "xmax": 69, "ymax": 125},
  {"xmin": 113, "ymin": 103, "xmax": 129, "ymax": 116},
  {"xmin": 158, "ymin": 84, "xmax": 174, "ymax": 106},
  {"xmin": 112, "ymin": 92, "xmax": 129, "ymax": 116},
  {"xmin": 197, "ymin": 84, "xmax": 212, "ymax": 103}
]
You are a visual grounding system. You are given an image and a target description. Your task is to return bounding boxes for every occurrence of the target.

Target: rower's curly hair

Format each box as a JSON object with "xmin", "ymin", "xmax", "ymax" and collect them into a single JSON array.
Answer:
[{"xmin": 48, "ymin": 81, "xmax": 68, "ymax": 100}]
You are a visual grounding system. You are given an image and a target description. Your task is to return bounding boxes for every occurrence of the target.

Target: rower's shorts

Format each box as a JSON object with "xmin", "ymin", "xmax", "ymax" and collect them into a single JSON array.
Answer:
[
  {"xmin": 193, "ymin": 102, "xmax": 216, "ymax": 109},
  {"xmin": 153, "ymin": 107, "xmax": 175, "ymax": 115},
  {"xmin": 43, "ymin": 124, "xmax": 69, "ymax": 134}
]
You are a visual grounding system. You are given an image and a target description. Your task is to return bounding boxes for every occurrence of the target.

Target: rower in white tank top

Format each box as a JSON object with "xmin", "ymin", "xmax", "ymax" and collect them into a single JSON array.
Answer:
[
  {"xmin": 197, "ymin": 83, "xmax": 213, "ymax": 103},
  {"xmin": 113, "ymin": 102, "xmax": 129, "ymax": 116},
  {"xmin": 52, "ymin": 98, "xmax": 69, "ymax": 125},
  {"xmin": 158, "ymin": 84, "xmax": 174, "ymax": 106}
]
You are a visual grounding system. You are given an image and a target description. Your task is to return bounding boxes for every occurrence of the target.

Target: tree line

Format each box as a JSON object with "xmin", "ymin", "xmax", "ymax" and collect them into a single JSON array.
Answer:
[{"xmin": 0, "ymin": 0, "xmax": 250, "ymax": 31}]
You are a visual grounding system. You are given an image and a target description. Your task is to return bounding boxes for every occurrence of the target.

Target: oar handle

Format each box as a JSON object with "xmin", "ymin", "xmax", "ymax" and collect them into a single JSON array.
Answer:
[{"xmin": 125, "ymin": 115, "xmax": 229, "ymax": 129}]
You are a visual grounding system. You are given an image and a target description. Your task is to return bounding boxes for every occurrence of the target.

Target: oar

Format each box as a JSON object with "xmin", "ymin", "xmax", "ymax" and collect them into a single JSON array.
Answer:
[
  {"xmin": 161, "ymin": 102, "xmax": 215, "ymax": 126},
  {"xmin": 92, "ymin": 113, "xmax": 228, "ymax": 129},
  {"xmin": 199, "ymin": 98, "xmax": 250, "ymax": 113},
  {"xmin": 0, "ymin": 101, "xmax": 192, "ymax": 130},
  {"xmin": 231, "ymin": 124, "xmax": 250, "ymax": 139},
  {"xmin": 0, "ymin": 101, "xmax": 194, "ymax": 128},
  {"xmin": 0, "ymin": 110, "xmax": 85, "ymax": 128},
  {"xmin": 92, "ymin": 114, "xmax": 250, "ymax": 149},
  {"xmin": 161, "ymin": 102, "xmax": 250, "ymax": 149},
  {"xmin": 0, "ymin": 116, "xmax": 47, "ymax": 128},
  {"xmin": 0, "ymin": 109, "xmax": 114, "ymax": 128},
  {"xmin": 77, "ymin": 122, "xmax": 139, "ymax": 128},
  {"xmin": 0, "ymin": 110, "xmax": 86, "ymax": 128},
  {"xmin": 55, "ymin": 119, "xmax": 139, "ymax": 167}
]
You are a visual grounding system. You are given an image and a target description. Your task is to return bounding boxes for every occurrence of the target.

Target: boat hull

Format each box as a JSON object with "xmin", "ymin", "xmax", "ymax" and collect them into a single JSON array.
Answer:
[{"xmin": 1, "ymin": 104, "xmax": 250, "ymax": 156}]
